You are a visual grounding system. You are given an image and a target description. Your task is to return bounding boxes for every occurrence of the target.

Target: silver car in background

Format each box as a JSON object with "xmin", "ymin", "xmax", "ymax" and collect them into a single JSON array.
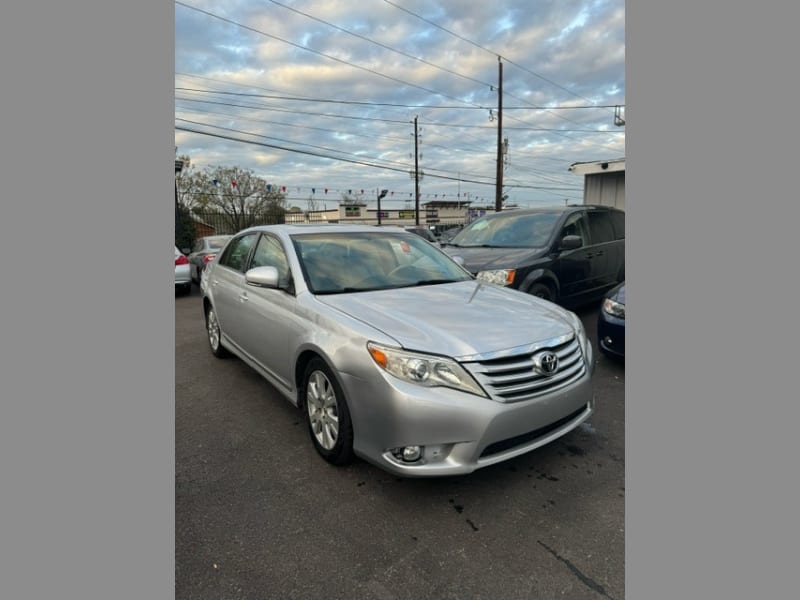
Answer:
[
  {"xmin": 188, "ymin": 235, "xmax": 232, "ymax": 284},
  {"xmin": 201, "ymin": 225, "xmax": 594, "ymax": 476}
]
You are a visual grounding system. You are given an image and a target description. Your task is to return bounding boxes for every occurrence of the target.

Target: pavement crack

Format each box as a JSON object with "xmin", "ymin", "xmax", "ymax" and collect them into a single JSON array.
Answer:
[{"xmin": 537, "ymin": 540, "xmax": 614, "ymax": 600}]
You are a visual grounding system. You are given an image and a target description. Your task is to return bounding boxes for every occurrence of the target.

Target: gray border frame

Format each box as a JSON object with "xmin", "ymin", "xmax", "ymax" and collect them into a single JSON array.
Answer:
[
  {"xmin": 628, "ymin": 2, "xmax": 797, "ymax": 598},
  {"xmin": 3, "ymin": 1, "xmax": 799, "ymax": 598},
  {"xmin": 1, "ymin": 2, "xmax": 173, "ymax": 598}
]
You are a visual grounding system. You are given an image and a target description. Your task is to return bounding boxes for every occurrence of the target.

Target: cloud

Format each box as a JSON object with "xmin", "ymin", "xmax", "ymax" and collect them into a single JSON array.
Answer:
[{"xmin": 176, "ymin": 0, "xmax": 625, "ymax": 208}]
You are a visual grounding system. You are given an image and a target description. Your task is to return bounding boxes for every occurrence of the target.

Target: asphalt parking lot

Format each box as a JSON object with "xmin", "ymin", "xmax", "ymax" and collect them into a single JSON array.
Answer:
[{"xmin": 176, "ymin": 284, "xmax": 625, "ymax": 600}]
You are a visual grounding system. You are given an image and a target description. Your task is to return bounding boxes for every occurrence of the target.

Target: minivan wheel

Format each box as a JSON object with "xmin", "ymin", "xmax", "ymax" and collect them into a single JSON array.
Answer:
[
  {"xmin": 528, "ymin": 283, "xmax": 554, "ymax": 302},
  {"xmin": 302, "ymin": 358, "xmax": 354, "ymax": 465},
  {"xmin": 205, "ymin": 306, "xmax": 230, "ymax": 358}
]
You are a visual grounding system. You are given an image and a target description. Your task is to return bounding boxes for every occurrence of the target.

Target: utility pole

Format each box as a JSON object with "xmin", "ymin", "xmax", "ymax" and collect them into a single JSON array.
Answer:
[
  {"xmin": 414, "ymin": 115, "xmax": 421, "ymax": 225},
  {"xmin": 495, "ymin": 57, "xmax": 504, "ymax": 212}
]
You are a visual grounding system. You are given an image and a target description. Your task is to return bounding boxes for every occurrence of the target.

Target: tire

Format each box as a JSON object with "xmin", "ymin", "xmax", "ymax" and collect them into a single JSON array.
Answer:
[
  {"xmin": 176, "ymin": 283, "xmax": 191, "ymax": 296},
  {"xmin": 528, "ymin": 282, "xmax": 554, "ymax": 302},
  {"xmin": 205, "ymin": 305, "xmax": 231, "ymax": 358},
  {"xmin": 301, "ymin": 358, "xmax": 354, "ymax": 465}
]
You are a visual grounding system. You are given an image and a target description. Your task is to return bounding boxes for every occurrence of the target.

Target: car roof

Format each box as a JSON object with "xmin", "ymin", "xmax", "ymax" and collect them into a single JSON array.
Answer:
[
  {"xmin": 238, "ymin": 223, "xmax": 406, "ymax": 236},
  {"xmin": 473, "ymin": 205, "xmax": 622, "ymax": 220}
]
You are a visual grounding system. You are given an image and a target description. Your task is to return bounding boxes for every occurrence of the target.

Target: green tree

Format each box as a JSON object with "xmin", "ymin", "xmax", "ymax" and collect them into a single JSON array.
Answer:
[{"xmin": 175, "ymin": 203, "xmax": 196, "ymax": 252}]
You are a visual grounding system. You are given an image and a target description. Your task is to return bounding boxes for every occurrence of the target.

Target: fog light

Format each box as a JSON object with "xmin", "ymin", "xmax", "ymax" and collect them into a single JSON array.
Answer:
[
  {"xmin": 604, "ymin": 336, "xmax": 614, "ymax": 346},
  {"xmin": 402, "ymin": 446, "xmax": 422, "ymax": 462}
]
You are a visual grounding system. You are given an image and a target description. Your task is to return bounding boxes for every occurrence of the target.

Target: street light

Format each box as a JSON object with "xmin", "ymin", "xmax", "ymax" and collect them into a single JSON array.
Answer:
[{"xmin": 377, "ymin": 188, "xmax": 389, "ymax": 225}]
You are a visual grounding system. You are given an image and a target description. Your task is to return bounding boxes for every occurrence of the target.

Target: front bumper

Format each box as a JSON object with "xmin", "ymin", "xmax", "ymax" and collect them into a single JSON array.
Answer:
[
  {"xmin": 597, "ymin": 313, "xmax": 625, "ymax": 358},
  {"xmin": 340, "ymin": 366, "xmax": 594, "ymax": 477}
]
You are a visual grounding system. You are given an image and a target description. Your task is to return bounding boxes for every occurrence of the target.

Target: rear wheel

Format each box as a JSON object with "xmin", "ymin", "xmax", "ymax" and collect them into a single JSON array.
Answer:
[
  {"xmin": 302, "ymin": 358, "xmax": 354, "ymax": 465},
  {"xmin": 205, "ymin": 305, "xmax": 230, "ymax": 358}
]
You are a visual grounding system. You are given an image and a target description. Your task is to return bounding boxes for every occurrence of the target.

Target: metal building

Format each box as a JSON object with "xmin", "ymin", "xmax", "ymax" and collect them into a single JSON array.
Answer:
[{"xmin": 568, "ymin": 158, "xmax": 625, "ymax": 210}]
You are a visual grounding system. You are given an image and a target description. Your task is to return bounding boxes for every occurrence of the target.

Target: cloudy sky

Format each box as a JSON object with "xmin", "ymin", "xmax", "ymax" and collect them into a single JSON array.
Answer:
[{"xmin": 175, "ymin": 0, "xmax": 625, "ymax": 210}]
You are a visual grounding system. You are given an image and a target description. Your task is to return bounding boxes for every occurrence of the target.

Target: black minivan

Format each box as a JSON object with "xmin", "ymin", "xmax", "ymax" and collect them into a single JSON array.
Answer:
[{"xmin": 443, "ymin": 205, "xmax": 624, "ymax": 307}]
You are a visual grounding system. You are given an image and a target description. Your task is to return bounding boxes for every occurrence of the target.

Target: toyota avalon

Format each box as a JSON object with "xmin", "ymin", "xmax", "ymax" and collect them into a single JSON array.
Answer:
[{"xmin": 201, "ymin": 224, "xmax": 595, "ymax": 476}]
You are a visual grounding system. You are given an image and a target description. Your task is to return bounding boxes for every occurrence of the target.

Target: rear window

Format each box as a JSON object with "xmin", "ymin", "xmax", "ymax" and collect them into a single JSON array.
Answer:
[{"xmin": 207, "ymin": 237, "xmax": 229, "ymax": 250}]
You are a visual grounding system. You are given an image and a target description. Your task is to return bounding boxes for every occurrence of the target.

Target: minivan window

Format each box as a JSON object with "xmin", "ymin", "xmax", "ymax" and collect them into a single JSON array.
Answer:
[
  {"xmin": 587, "ymin": 212, "xmax": 615, "ymax": 244},
  {"xmin": 560, "ymin": 212, "xmax": 590, "ymax": 246},
  {"xmin": 610, "ymin": 211, "xmax": 625, "ymax": 240}
]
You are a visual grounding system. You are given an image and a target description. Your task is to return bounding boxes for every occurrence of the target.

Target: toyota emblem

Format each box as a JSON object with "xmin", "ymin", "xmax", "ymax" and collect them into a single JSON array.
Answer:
[{"xmin": 534, "ymin": 351, "xmax": 559, "ymax": 376}]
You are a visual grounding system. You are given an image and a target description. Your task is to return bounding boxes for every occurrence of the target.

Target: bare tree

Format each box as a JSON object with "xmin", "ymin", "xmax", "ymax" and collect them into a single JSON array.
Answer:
[{"xmin": 190, "ymin": 165, "xmax": 287, "ymax": 232}]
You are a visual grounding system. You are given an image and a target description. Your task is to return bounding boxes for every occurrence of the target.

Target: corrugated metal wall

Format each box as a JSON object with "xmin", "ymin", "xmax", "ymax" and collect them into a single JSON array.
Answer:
[{"xmin": 584, "ymin": 172, "xmax": 625, "ymax": 210}]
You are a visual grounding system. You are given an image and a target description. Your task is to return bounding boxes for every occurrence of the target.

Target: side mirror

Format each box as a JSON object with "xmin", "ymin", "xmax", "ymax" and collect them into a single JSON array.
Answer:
[
  {"xmin": 559, "ymin": 235, "xmax": 583, "ymax": 250},
  {"xmin": 245, "ymin": 266, "xmax": 280, "ymax": 288}
]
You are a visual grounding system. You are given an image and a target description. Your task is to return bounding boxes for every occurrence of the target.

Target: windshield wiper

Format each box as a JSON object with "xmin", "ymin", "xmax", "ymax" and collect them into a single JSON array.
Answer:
[{"xmin": 416, "ymin": 278, "xmax": 461, "ymax": 286}]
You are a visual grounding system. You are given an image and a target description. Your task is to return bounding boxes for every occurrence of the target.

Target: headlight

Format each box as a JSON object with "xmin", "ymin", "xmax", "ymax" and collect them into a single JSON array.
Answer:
[
  {"xmin": 602, "ymin": 297, "xmax": 625, "ymax": 319},
  {"xmin": 367, "ymin": 342, "xmax": 487, "ymax": 397},
  {"xmin": 476, "ymin": 269, "xmax": 515, "ymax": 286}
]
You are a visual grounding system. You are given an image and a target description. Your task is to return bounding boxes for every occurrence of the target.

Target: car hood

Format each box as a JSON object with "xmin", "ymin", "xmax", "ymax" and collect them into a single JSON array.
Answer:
[
  {"xmin": 442, "ymin": 245, "xmax": 545, "ymax": 273},
  {"xmin": 317, "ymin": 281, "xmax": 575, "ymax": 359}
]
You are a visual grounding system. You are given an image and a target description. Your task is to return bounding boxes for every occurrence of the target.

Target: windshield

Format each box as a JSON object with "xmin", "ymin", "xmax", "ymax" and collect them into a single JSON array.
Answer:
[
  {"xmin": 449, "ymin": 212, "xmax": 560, "ymax": 248},
  {"xmin": 292, "ymin": 231, "xmax": 473, "ymax": 294}
]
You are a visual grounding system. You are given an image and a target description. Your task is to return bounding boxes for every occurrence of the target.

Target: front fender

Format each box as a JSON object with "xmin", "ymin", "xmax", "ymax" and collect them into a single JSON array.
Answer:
[{"xmin": 518, "ymin": 268, "xmax": 560, "ymax": 296}]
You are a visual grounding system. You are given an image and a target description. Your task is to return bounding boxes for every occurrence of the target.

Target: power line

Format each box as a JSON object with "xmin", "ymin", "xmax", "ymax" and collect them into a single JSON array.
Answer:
[
  {"xmin": 176, "ymin": 86, "xmax": 622, "ymax": 111},
  {"xmin": 264, "ymin": 0, "xmax": 493, "ymax": 90},
  {"xmin": 176, "ymin": 95, "xmax": 619, "ymax": 134},
  {"xmin": 175, "ymin": 1, "xmax": 484, "ymax": 108},
  {"xmin": 175, "ymin": 103, "xmax": 413, "ymax": 145},
  {"xmin": 381, "ymin": 0, "xmax": 618, "ymax": 112},
  {"xmin": 176, "ymin": 125, "xmax": 581, "ymax": 191},
  {"xmin": 175, "ymin": 96, "xmax": 412, "ymax": 124},
  {"xmin": 176, "ymin": 118, "xmax": 413, "ymax": 170}
]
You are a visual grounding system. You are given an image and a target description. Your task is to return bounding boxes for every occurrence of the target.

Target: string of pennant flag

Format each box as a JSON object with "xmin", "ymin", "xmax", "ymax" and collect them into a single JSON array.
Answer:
[{"xmin": 210, "ymin": 179, "xmax": 485, "ymax": 200}]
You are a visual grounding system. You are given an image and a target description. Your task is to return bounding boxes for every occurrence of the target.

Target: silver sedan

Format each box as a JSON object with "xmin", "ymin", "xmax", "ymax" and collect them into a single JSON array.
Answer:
[{"xmin": 201, "ymin": 224, "xmax": 594, "ymax": 476}]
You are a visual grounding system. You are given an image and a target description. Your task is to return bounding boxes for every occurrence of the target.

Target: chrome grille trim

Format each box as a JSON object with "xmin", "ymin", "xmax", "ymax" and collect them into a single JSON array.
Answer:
[{"xmin": 463, "ymin": 336, "xmax": 586, "ymax": 403}]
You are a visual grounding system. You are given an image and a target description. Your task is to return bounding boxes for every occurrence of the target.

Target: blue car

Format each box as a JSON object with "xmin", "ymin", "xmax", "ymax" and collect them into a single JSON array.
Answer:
[{"xmin": 598, "ymin": 282, "xmax": 625, "ymax": 359}]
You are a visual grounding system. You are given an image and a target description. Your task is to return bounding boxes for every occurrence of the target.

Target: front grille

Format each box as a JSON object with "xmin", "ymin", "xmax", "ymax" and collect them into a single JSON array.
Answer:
[
  {"xmin": 480, "ymin": 405, "xmax": 588, "ymax": 458},
  {"xmin": 463, "ymin": 336, "xmax": 586, "ymax": 403}
]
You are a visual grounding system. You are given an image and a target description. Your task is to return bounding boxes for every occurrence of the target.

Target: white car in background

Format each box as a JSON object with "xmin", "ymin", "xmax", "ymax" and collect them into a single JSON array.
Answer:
[{"xmin": 175, "ymin": 246, "xmax": 191, "ymax": 296}]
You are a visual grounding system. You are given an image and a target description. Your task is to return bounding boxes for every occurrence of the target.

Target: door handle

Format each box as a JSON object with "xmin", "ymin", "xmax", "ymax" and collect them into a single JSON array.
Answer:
[{"xmin": 239, "ymin": 292, "xmax": 249, "ymax": 302}]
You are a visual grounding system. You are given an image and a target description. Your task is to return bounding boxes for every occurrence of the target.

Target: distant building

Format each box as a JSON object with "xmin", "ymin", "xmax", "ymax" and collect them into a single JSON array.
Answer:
[
  {"xmin": 289, "ymin": 200, "xmax": 477, "ymax": 229},
  {"xmin": 569, "ymin": 158, "xmax": 625, "ymax": 210}
]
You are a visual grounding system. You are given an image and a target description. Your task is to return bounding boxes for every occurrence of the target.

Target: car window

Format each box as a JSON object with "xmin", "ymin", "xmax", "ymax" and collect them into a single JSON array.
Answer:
[
  {"xmin": 560, "ymin": 212, "xmax": 590, "ymax": 246},
  {"xmin": 610, "ymin": 211, "xmax": 625, "ymax": 240},
  {"xmin": 207, "ymin": 237, "xmax": 230, "ymax": 251},
  {"xmin": 587, "ymin": 211, "xmax": 615, "ymax": 244},
  {"xmin": 250, "ymin": 234, "xmax": 291, "ymax": 286},
  {"xmin": 218, "ymin": 234, "xmax": 257, "ymax": 272}
]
